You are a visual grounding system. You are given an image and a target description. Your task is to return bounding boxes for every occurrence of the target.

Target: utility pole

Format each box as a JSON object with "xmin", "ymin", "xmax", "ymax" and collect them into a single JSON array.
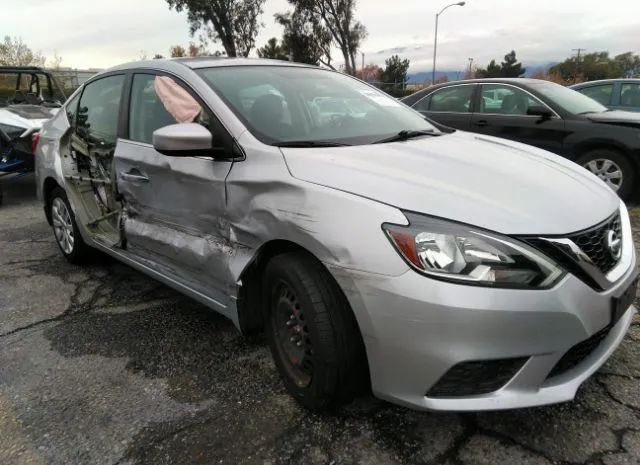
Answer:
[
  {"xmin": 468, "ymin": 57, "xmax": 473, "ymax": 78},
  {"xmin": 362, "ymin": 52, "xmax": 365, "ymax": 72},
  {"xmin": 572, "ymin": 48, "xmax": 586, "ymax": 83}
]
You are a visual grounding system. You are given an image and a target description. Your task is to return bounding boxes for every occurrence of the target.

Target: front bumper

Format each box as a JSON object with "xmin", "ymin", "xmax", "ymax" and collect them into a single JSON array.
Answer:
[{"xmin": 329, "ymin": 245, "xmax": 637, "ymax": 412}]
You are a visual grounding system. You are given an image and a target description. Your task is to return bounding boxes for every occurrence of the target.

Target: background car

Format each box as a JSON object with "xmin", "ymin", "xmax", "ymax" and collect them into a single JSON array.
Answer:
[
  {"xmin": 0, "ymin": 66, "xmax": 66, "ymax": 196},
  {"xmin": 571, "ymin": 79, "xmax": 640, "ymax": 112},
  {"xmin": 402, "ymin": 78, "xmax": 640, "ymax": 199}
]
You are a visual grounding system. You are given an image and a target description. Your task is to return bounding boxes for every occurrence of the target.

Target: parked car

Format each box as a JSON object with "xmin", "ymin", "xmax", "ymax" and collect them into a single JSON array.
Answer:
[
  {"xmin": 571, "ymin": 79, "xmax": 640, "ymax": 112},
  {"xmin": 0, "ymin": 66, "xmax": 66, "ymax": 204},
  {"xmin": 36, "ymin": 59, "xmax": 637, "ymax": 412},
  {"xmin": 402, "ymin": 78, "xmax": 640, "ymax": 199}
]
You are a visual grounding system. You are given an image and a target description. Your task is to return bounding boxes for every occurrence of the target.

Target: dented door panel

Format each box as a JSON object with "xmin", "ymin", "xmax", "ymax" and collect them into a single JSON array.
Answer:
[{"xmin": 115, "ymin": 139, "xmax": 233, "ymax": 306}]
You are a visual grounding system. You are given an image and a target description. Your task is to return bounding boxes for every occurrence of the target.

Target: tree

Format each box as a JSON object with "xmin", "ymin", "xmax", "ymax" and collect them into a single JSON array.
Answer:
[
  {"xmin": 153, "ymin": 54, "xmax": 165, "ymax": 59},
  {"xmin": 188, "ymin": 41, "xmax": 209, "ymax": 57},
  {"xmin": 550, "ymin": 51, "xmax": 623, "ymax": 82},
  {"xmin": 170, "ymin": 45, "xmax": 187, "ymax": 57},
  {"xmin": 285, "ymin": 0, "xmax": 367, "ymax": 75},
  {"xmin": 382, "ymin": 55, "xmax": 410, "ymax": 86},
  {"xmin": 476, "ymin": 51, "xmax": 525, "ymax": 78},
  {"xmin": 257, "ymin": 38, "xmax": 289, "ymax": 60},
  {"xmin": 275, "ymin": 10, "xmax": 331, "ymax": 67},
  {"xmin": 356, "ymin": 64, "xmax": 382, "ymax": 83},
  {"xmin": 165, "ymin": 0, "xmax": 266, "ymax": 57},
  {"xmin": 0, "ymin": 36, "xmax": 45, "ymax": 66},
  {"xmin": 614, "ymin": 52, "xmax": 640, "ymax": 77},
  {"xmin": 48, "ymin": 51, "xmax": 63, "ymax": 70}
]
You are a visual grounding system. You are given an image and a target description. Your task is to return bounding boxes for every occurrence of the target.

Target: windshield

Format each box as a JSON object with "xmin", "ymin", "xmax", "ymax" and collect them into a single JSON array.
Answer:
[
  {"xmin": 529, "ymin": 81, "xmax": 607, "ymax": 115},
  {"xmin": 196, "ymin": 66, "xmax": 436, "ymax": 145}
]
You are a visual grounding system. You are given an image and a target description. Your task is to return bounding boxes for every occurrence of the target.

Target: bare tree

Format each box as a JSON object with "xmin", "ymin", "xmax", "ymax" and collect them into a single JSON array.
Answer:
[
  {"xmin": 0, "ymin": 36, "xmax": 46, "ymax": 67},
  {"xmin": 286, "ymin": 0, "xmax": 367, "ymax": 75},
  {"xmin": 48, "ymin": 51, "xmax": 63, "ymax": 70},
  {"xmin": 165, "ymin": 0, "xmax": 266, "ymax": 57},
  {"xmin": 170, "ymin": 45, "xmax": 187, "ymax": 58}
]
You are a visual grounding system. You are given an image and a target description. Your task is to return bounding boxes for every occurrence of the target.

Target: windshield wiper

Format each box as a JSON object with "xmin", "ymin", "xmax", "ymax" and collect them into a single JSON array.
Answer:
[
  {"xmin": 373, "ymin": 129, "xmax": 439, "ymax": 144},
  {"xmin": 274, "ymin": 140, "xmax": 351, "ymax": 148}
]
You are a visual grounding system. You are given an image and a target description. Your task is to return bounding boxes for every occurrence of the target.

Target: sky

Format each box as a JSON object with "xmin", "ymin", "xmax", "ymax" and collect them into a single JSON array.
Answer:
[{"xmin": 1, "ymin": 0, "xmax": 639, "ymax": 73}]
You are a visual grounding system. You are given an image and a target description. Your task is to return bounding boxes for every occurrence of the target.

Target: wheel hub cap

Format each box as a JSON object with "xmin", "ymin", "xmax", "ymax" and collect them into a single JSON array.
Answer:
[
  {"xmin": 584, "ymin": 158, "xmax": 623, "ymax": 192},
  {"xmin": 51, "ymin": 198, "xmax": 74, "ymax": 254},
  {"xmin": 274, "ymin": 284, "xmax": 313, "ymax": 387}
]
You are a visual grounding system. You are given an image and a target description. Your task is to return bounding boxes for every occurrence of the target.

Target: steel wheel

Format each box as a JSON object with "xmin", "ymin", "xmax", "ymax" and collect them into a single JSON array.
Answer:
[
  {"xmin": 272, "ymin": 281, "xmax": 314, "ymax": 388},
  {"xmin": 51, "ymin": 197, "xmax": 74, "ymax": 254},
  {"xmin": 584, "ymin": 158, "xmax": 623, "ymax": 192}
]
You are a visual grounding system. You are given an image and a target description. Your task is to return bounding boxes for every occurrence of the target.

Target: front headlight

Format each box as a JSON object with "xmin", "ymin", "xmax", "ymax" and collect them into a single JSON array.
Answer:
[
  {"xmin": 0, "ymin": 123, "xmax": 26, "ymax": 140},
  {"xmin": 383, "ymin": 213, "xmax": 565, "ymax": 288}
]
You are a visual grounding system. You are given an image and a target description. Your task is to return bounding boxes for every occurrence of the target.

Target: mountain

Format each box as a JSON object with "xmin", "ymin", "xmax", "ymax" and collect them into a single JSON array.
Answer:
[{"xmin": 407, "ymin": 62, "xmax": 557, "ymax": 84}]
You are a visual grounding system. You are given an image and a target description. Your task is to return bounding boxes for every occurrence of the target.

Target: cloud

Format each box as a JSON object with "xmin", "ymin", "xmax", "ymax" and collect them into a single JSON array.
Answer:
[{"xmin": 1, "ymin": 0, "xmax": 638, "ymax": 71}]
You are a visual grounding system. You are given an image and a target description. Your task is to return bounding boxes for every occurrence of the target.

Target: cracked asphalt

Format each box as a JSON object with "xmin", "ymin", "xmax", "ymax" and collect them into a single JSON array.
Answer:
[{"xmin": 1, "ymin": 174, "xmax": 639, "ymax": 465}]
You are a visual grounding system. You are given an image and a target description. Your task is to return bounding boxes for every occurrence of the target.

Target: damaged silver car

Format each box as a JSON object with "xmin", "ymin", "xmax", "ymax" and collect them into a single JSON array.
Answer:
[{"xmin": 35, "ymin": 58, "xmax": 637, "ymax": 412}]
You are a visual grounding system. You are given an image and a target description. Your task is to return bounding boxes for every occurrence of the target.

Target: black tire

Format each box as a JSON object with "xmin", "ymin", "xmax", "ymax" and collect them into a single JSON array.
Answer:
[
  {"xmin": 48, "ymin": 187, "xmax": 93, "ymax": 264},
  {"xmin": 264, "ymin": 252, "xmax": 368, "ymax": 411},
  {"xmin": 577, "ymin": 149, "xmax": 636, "ymax": 200}
]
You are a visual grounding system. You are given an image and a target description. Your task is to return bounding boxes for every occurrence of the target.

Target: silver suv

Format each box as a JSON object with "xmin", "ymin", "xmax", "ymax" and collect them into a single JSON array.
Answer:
[{"xmin": 35, "ymin": 58, "xmax": 637, "ymax": 412}]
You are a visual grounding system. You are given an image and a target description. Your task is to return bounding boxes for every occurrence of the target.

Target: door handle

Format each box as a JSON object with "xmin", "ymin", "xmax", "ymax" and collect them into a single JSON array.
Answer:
[
  {"xmin": 474, "ymin": 120, "xmax": 489, "ymax": 127},
  {"xmin": 120, "ymin": 171, "xmax": 149, "ymax": 183}
]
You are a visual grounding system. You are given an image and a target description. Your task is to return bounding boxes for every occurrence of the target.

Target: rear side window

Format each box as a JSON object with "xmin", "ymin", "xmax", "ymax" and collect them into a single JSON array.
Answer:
[
  {"xmin": 620, "ymin": 83, "xmax": 640, "ymax": 107},
  {"xmin": 65, "ymin": 93, "xmax": 80, "ymax": 126},
  {"xmin": 76, "ymin": 75, "xmax": 125, "ymax": 150},
  {"xmin": 429, "ymin": 86, "xmax": 474, "ymax": 112},
  {"xmin": 579, "ymin": 84, "xmax": 614, "ymax": 105}
]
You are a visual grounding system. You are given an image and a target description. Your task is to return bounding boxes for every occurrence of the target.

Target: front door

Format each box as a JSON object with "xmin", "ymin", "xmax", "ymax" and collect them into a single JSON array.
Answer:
[
  {"xmin": 471, "ymin": 84, "xmax": 568, "ymax": 155},
  {"xmin": 114, "ymin": 73, "xmax": 235, "ymax": 308}
]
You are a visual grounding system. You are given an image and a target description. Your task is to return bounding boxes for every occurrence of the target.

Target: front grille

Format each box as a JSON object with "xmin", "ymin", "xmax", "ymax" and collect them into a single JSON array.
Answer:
[
  {"xmin": 427, "ymin": 357, "xmax": 528, "ymax": 398},
  {"xmin": 546, "ymin": 325, "xmax": 612, "ymax": 379},
  {"xmin": 568, "ymin": 213, "xmax": 622, "ymax": 274}
]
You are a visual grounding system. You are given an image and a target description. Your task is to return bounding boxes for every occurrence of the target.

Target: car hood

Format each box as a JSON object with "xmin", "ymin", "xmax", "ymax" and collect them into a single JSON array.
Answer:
[
  {"xmin": 0, "ymin": 105, "xmax": 57, "ymax": 134},
  {"xmin": 587, "ymin": 110, "xmax": 640, "ymax": 125},
  {"xmin": 281, "ymin": 131, "xmax": 619, "ymax": 235}
]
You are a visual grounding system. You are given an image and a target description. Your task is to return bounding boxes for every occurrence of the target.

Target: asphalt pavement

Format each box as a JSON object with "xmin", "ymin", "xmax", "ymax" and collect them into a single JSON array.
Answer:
[{"xmin": 1, "ymin": 174, "xmax": 639, "ymax": 465}]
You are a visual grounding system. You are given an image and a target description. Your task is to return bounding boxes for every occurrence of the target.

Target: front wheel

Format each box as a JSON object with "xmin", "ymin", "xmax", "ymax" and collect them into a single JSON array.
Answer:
[
  {"xmin": 264, "ymin": 252, "xmax": 368, "ymax": 411},
  {"xmin": 49, "ymin": 187, "xmax": 93, "ymax": 264},
  {"xmin": 577, "ymin": 149, "xmax": 635, "ymax": 200}
]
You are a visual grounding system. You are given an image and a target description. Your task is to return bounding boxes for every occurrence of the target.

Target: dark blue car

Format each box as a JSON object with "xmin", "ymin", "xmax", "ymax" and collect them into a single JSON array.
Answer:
[{"xmin": 571, "ymin": 79, "xmax": 640, "ymax": 112}]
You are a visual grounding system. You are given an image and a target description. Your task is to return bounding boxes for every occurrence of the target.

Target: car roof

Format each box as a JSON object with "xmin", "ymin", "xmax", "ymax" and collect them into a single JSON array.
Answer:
[
  {"xmin": 570, "ymin": 78, "xmax": 640, "ymax": 88},
  {"xmin": 103, "ymin": 57, "xmax": 317, "ymax": 74},
  {"xmin": 0, "ymin": 66, "xmax": 49, "ymax": 73}
]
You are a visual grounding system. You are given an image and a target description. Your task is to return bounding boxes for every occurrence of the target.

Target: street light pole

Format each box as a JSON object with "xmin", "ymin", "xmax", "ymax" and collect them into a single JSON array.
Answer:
[{"xmin": 432, "ymin": 2, "xmax": 466, "ymax": 85}]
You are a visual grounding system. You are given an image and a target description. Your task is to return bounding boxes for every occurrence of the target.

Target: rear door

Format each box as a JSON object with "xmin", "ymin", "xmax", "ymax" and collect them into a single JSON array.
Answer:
[
  {"xmin": 619, "ymin": 82, "xmax": 640, "ymax": 112},
  {"xmin": 411, "ymin": 84, "xmax": 475, "ymax": 130},
  {"xmin": 114, "ymin": 72, "xmax": 236, "ymax": 308},
  {"xmin": 471, "ymin": 83, "xmax": 568, "ymax": 154}
]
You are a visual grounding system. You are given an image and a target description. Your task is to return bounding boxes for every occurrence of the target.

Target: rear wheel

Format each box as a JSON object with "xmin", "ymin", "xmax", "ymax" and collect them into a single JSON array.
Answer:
[
  {"xmin": 49, "ymin": 187, "xmax": 93, "ymax": 263},
  {"xmin": 577, "ymin": 149, "xmax": 635, "ymax": 199},
  {"xmin": 264, "ymin": 252, "xmax": 368, "ymax": 411}
]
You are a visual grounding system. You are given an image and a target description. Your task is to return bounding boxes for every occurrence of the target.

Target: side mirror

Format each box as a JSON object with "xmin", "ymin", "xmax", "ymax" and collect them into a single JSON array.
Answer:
[
  {"xmin": 527, "ymin": 106, "xmax": 553, "ymax": 120},
  {"xmin": 152, "ymin": 123, "xmax": 213, "ymax": 157}
]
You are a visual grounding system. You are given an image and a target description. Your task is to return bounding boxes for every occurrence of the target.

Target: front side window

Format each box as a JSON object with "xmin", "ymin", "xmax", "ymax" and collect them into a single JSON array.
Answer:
[
  {"xmin": 196, "ymin": 66, "xmax": 436, "ymax": 146},
  {"xmin": 621, "ymin": 83, "xmax": 640, "ymax": 107},
  {"xmin": 428, "ymin": 86, "xmax": 474, "ymax": 113},
  {"xmin": 75, "ymin": 75, "xmax": 125, "ymax": 150},
  {"xmin": 479, "ymin": 84, "xmax": 545, "ymax": 115},
  {"xmin": 578, "ymin": 84, "xmax": 614, "ymax": 105},
  {"xmin": 65, "ymin": 92, "xmax": 80, "ymax": 126}
]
